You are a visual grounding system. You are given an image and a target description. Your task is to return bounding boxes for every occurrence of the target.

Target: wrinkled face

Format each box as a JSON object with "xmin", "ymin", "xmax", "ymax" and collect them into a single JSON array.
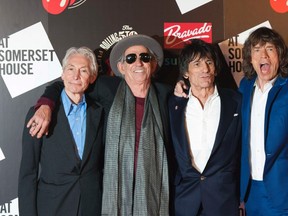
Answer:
[
  {"xmin": 117, "ymin": 45, "xmax": 156, "ymax": 86},
  {"xmin": 251, "ymin": 42, "xmax": 279, "ymax": 86},
  {"xmin": 61, "ymin": 54, "xmax": 96, "ymax": 95},
  {"xmin": 186, "ymin": 56, "xmax": 215, "ymax": 91}
]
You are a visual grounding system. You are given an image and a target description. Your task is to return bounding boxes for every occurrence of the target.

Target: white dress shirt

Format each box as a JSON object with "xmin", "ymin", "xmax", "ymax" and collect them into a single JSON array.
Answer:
[
  {"xmin": 185, "ymin": 86, "xmax": 220, "ymax": 173},
  {"xmin": 250, "ymin": 78, "xmax": 275, "ymax": 180}
]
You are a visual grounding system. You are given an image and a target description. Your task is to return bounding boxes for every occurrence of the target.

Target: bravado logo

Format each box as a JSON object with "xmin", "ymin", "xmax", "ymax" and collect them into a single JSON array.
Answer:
[
  {"xmin": 42, "ymin": 0, "xmax": 86, "ymax": 15},
  {"xmin": 164, "ymin": 22, "xmax": 212, "ymax": 49}
]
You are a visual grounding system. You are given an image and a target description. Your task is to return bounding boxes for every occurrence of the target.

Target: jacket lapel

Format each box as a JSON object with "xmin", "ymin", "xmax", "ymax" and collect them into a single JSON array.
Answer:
[
  {"xmin": 264, "ymin": 77, "xmax": 288, "ymax": 141},
  {"xmin": 170, "ymin": 97, "xmax": 192, "ymax": 162},
  {"xmin": 211, "ymin": 90, "xmax": 237, "ymax": 154},
  {"xmin": 56, "ymin": 104, "xmax": 81, "ymax": 164},
  {"xmin": 81, "ymin": 100, "xmax": 103, "ymax": 165},
  {"xmin": 241, "ymin": 78, "xmax": 256, "ymax": 146}
]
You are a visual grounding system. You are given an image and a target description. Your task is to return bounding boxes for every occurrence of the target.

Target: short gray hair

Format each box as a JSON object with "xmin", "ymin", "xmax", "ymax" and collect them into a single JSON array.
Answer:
[{"xmin": 62, "ymin": 46, "xmax": 98, "ymax": 76}]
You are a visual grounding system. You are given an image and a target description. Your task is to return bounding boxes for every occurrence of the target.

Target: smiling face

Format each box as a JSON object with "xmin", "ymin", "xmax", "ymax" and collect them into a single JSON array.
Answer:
[
  {"xmin": 117, "ymin": 45, "xmax": 157, "ymax": 88},
  {"xmin": 251, "ymin": 42, "xmax": 279, "ymax": 88},
  {"xmin": 62, "ymin": 54, "xmax": 96, "ymax": 102}
]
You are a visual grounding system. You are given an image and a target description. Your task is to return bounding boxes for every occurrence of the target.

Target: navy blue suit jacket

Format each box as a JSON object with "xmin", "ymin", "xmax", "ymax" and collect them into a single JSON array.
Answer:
[
  {"xmin": 169, "ymin": 87, "xmax": 241, "ymax": 216},
  {"xmin": 240, "ymin": 76, "xmax": 288, "ymax": 210}
]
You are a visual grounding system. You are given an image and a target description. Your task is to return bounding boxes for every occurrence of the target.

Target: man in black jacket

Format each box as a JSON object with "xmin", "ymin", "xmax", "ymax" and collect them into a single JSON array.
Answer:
[
  {"xmin": 19, "ymin": 47, "xmax": 104, "ymax": 216},
  {"xmin": 26, "ymin": 35, "xmax": 175, "ymax": 216}
]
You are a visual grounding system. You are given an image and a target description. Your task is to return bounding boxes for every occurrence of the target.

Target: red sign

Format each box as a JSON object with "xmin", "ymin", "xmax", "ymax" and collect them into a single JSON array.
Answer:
[
  {"xmin": 270, "ymin": 0, "xmax": 288, "ymax": 13},
  {"xmin": 42, "ymin": 0, "xmax": 85, "ymax": 15},
  {"xmin": 164, "ymin": 22, "xmax": 212, "ymax": 49}
]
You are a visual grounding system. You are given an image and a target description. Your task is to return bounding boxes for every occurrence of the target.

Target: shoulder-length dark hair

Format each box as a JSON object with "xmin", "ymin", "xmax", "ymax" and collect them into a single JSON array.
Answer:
[{"xmin": 242, "ymin": 27, "xmax": 288, "ymax": 79}]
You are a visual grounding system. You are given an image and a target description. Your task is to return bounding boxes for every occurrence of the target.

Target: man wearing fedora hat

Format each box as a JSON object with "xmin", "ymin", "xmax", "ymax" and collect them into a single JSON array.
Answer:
[{"xmin": 26, "ymin": 34, "xmax": 175, "ymax": 216}]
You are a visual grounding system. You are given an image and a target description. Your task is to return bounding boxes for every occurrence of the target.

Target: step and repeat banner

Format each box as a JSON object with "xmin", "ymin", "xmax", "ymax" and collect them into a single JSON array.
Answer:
[{"xmin": 0, "ymin": 0, "xmax": 287, "ymax": 215}]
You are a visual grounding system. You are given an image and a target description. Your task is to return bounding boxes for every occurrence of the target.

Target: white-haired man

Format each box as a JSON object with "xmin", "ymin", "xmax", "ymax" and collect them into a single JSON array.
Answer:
[{"xmin": 19, "ymin": 47, "xmax": 104, "ymax": 216}]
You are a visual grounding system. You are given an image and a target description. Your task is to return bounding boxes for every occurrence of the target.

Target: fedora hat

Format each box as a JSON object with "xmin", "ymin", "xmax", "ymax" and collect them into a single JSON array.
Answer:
[{"xmin": 109, "ymin": 34, "xmax": 164, "ymax": 76}]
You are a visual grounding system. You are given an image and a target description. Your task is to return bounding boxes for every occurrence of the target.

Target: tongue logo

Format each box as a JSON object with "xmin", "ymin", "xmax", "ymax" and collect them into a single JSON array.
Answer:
[
  {"xmin": 42, "ymin": 0, "xmax": 85, "ymax": 15},
  {"xmin": 270, "ymin": 0, "xmax": 288, "ymax": 13}
]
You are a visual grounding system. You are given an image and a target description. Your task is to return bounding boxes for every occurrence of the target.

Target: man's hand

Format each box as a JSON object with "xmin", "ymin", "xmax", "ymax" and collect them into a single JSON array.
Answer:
[
  {"xmin": 239, "ymin": 202, "xmax": 246, "ymax": 216},
  {"xmin": 27, "ymin": 105, "xmax": 52, "ymax": 138},
  {"xmin": 174, "ymin": 80, "xmax": 189, "ymax": 98}
]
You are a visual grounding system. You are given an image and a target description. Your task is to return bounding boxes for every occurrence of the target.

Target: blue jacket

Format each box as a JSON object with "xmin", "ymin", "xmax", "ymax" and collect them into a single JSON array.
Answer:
[{"xmin": 239, "ymin": 76, "xmax": 288, "ymax": 209}]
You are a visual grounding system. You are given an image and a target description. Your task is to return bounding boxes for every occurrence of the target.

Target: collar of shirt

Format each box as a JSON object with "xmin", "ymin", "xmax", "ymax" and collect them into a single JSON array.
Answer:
[
  {"xmin": 254, "ymin": 76, "xmax": 277, "ymax": 93},
  {"xmin": 187, "ymin": 85, "xmax": 219, "ymax": 113},
  {"xmin": 188, "ymin": 85, "xmax": 219, "ymax": 100},
  {"xmin": 61, "ymin": 90, "xmax": 87, "ymax": 117}
]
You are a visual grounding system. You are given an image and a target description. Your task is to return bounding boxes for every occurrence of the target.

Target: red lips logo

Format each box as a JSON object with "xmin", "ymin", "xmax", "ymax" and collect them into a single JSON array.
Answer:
[
  {"xmin": 42, "ymin": 0, "xmax": 85, "ymax": 15},
  {"xmin": 270, "ymin": 0, "xmax": 288, "ymax": 13}
]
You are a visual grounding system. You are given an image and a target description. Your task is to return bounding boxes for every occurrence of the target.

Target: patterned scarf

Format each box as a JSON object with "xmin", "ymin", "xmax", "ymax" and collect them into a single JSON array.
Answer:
[{"xmin": 101, "ymin": 80, "xmax": 169, "ymax": 216}]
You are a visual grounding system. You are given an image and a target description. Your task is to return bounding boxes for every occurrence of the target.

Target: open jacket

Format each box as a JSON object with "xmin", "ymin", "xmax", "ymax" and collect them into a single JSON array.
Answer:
[
  {"xmin": 19, "ymin": 96, "xmax": 104, "ymax": 216},
  {"xmin": 169, "ymin": 87, "xmax": 241, "ymax": 216},
  {"xmin": 239, "ymin": 76, "xmax": 288, "ymax": 210}
]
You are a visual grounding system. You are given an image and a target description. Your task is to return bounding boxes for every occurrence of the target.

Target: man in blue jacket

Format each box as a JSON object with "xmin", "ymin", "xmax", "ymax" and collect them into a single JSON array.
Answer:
[{"xmin": 239, "ymin": 27, "xmax": 288, "ymax": 216}]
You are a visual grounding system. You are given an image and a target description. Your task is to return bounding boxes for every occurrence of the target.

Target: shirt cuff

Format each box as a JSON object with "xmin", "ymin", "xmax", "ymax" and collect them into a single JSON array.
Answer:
[{"xmin": 34, "ymin": 97, "xmax": 55, "ymax": 111}]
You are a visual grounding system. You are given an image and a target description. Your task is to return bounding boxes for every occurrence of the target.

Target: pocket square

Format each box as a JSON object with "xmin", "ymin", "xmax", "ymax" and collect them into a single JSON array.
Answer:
[{"xmin": 233, "ymin": 113, "xmax": 238, "ymax": 117}]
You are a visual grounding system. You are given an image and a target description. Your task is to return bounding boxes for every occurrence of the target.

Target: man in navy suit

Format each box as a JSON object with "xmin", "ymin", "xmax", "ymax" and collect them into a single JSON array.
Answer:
[
  {"xmin": 18, "ymin": 47, "xmax": 104, "ymax": 216},
  {"xmin": 169, "ymin": 39, "xmax": 241, "ymax": 216},
  {"xmin": 240, "ymin": 27, "xmax": 288, "ymax": 215}
]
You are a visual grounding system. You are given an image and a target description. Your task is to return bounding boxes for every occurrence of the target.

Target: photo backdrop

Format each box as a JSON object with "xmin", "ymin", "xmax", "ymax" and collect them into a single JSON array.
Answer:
[{"xmin": 0, "ymin": 0, "xmax": 287, "ymax": 215}]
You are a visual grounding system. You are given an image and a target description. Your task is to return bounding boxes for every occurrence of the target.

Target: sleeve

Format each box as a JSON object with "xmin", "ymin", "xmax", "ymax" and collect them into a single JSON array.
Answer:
[
  {"xmin": 34, "ymin": 81, "xmax": 65, "ymax": 110},
  {"xmin": 85, "ymin": 75, "xmax": 119, "ymax": 101},
  {"xmin": 18, "ymin": 107, "xmax": 42, "ymax": 216},
  {"xmin": 86, "ymin": 75, "xmax": 120, "ymax": 107}
]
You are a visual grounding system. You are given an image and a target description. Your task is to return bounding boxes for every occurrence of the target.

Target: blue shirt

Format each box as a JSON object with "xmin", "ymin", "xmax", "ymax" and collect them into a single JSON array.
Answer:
[{"xmin": 61, "ymin": 90, "xmax": 87, "ymax": 159}]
